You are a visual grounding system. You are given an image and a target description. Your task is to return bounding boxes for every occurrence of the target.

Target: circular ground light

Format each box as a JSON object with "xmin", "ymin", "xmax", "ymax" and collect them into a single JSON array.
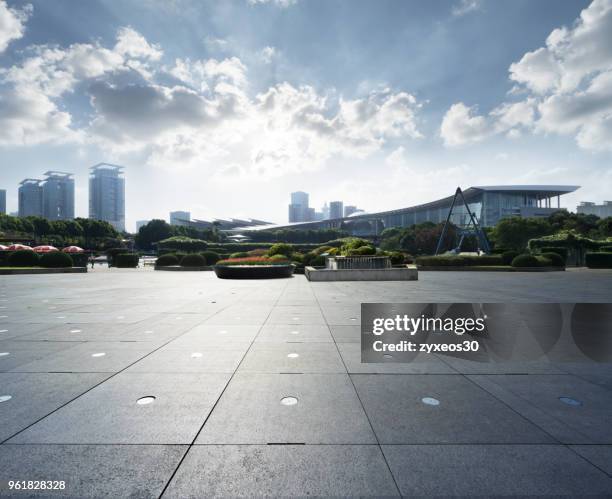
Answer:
[
  {"xmin": 0, "ymin": 395, "xmax": 12, "ymax": 403},
  {"xmin": 0, "ymin": 352, "xmax": 10, "ymax": 357},
  {"xmin": 290, "ymin": 331, "xmax": 300, "ymax": 335},
  {"xmin": 383, "ymin": 354, "xmax": 393, "ymax": 359},
  {"xmin": 349, "ymin": 318, "xmax": 357, "ymax": 321},
  {"xmin": 422, "ymin": 397, "xmax": 440, "ymax": 406},
  {"xmin": 91, "ymin": 352, "xmax": 106, "ymax": 358},
  {"xmin": 191, "ymin": 352, "xmax": 203, "ymax": 358},
  {"xmin": 70, "ymin": 329, "xmax": 82, "ymax": 333},
  {"xmin": 280, "ymin": 396, "xmax": 298, "ymax": 406},
  {"xmin": 0, "ymin": 330, "xmax": 8, "ymax": 333},
  {"xmin": 559, "ymin": 396, "xmax": 582, "ymax": 407},
  {"xmin": 137, "ymin": 396, "xmax": 156, "ymax": 405},
  {"xmin": 144, "ymin": 330, "xmax": 154, "ymax": 334},
  {"xmin": 287, "ymin": 353, "xmax": 299, "ymax": 358},
  {"xmin": 218, "ymin": 330, "xmax": 227, "ymax": 335}
]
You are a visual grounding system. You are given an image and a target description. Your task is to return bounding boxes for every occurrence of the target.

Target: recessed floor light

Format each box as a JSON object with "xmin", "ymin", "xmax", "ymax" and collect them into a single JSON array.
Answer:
[
  {"xmin": 191, "ymin": 352, "xmax": 203, "ymax": 358},
  {"xmin": 0, "ymin": 316, "xmax": 7, "ymax": 319},
  {"xmin": 0, "ymin": 352, "xmax": 9, "ymax": 357},
  {"xmin": 422, "ymin": 397, "xmax": 440, "ymax": 406},
  {"xmin": 0, "ymin": 329, "xmax": 8, "ymax": 333},
  {"xmin": 91, "ymin": 352, "xmax": 106, "ymax": 357},
  {"xmin": 287, "ymin": 353, "xmax": 299, "ymax": 358},
  {"xmin": 0, "ymin": 395, "xmax": 12, "ymax": 403},
  {"xmin": 117, "ymin": 316, "xmax": 125, "ymax": 319},
  {"xmin": 70, "ymin": 329, "xmax": 82, "ymax": 333},
  {"xmin": 383, "ymin": 354, "xmax": 393, "ymax": 359},
  {"xmin": 290, "ymin": 331, "xmax": 300, "ymax": 335},
  {"xmin": 218, "ymin": 330, "xmax": 227, "ymax": 335},
  {"xmin": 349, "ymin": 318, "xmax": 357, "ymax": 321},
  {"xmin": 292, "ymin": 317, "xmax": 299, "ymax": 321},
  {"xmin": 136, "ymin": 396, "xmax": 156, "ymax": 405},
  {"xmin": 281, "ymin": 396, "xmax": 298, "ymax": 406},
  {"xmin": 56, "ymin": 316, "xmax": 65, "ymax": 319},
  {"xmin": 144, "ymin": 330, "xmax": 154, "ymax": 334},
  {"xmin": 559, "ymin": 396, "xmax": 582, "ymax": 407}
]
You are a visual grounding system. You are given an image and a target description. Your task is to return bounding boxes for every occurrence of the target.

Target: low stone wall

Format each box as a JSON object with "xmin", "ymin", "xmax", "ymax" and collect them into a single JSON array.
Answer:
[
  {"xmin": 0, "ymin": 267, "xmax": 88, "ymax": 275},
  {"xmin": 305, "ymin": 266, "xmax": 418, "ymax": 281}
]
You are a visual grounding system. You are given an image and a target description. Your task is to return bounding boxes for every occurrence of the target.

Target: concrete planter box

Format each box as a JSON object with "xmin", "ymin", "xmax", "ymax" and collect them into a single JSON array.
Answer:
[
  {"xmin": 155, "ymin": 265, "xmax": 213, "ymax": 271},
  {"xmin": 0, "ymin": 267, "xmax": 87, "ymax": 275},
  {"xmin": 214, "ymin": 264, "xmax": 295, "ymax": 279},
  {"xmin": 417, "ymin": 265, "xmax": 564, "ymax": 272},
  {"xmin": 305, "ymin": 266, "xmax": 417, "ymax": 281}
]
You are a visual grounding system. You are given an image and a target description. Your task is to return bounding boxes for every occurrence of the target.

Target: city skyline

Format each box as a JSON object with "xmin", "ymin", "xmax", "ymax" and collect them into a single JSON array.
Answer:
[{"xmin": 0, "ymin": 0, "xmax": 611, "ymax": 231}]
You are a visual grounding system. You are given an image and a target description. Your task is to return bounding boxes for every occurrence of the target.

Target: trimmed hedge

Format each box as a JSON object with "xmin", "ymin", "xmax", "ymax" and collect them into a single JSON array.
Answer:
[
  {"xmin": 114, "ymin": 253, "xmax": 139, "ymax": 268},
  {"xmin": 540, "ymin": 246, "xmax": 568, "ymax": 261},
  {"xmin": 180, "ymin": 254, "xmax": 206, "ymax": 267},
  {"xmin": 201, "ymin": 250, "xmax": 220, "ymax": 264},
  {"xmin": 345, "ymin": 245, "xmax": 376, "ymax": 256},
  {"xmin": 585, "ymin": 252, "xmax": 612, "ymax": 269},
  {"xmin": 388, "ymin": 251, "xmax": 405, "ymax": 265},
  {"xmin": 268, "ymin": 254, "xmax": 290, "ymax": 262},
  {"xmin": 156, "ymin": 254, "xmax": 179, "ymax": 266},
  {"xmin": 268, "ymin": 243, "xmax": 294, "ymax": 258},
  {"xmin": 540, "ymin": 252, "xmax": 565, "ymax": 267},
  {"xmin": 230, "ymin": 252, "xmax": 248, "ymax": 258},
  {"xmin": 501, "ymin": 250, "xmax": 521, "ymax": 266},
  {"xmin": 40, "ymin": 252, "xmax": 73, "ymax": 268},
  {"xmin": 511, "ymin": 254, "xmax": 539, "ymax": 268},
  {"xmin": 416, "ymin": 255, "xmax": 503, "ymax": 267},
  {"xmin": 157, "ymin": 236, "xmax": 208, "ymax": 252},
  {"xmin": 8, "ymin": 250, "xmax": 40, "ymax": 267}
]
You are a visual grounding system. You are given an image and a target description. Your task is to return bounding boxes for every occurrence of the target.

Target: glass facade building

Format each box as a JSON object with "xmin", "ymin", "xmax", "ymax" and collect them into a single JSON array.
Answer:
[
  {"xmin": 89, "ymin": 163, "xmax": 125, "ymax": 232},
  {"xmin": 42, "ymin": 172, "xmax": 75, "ymax": 221}
]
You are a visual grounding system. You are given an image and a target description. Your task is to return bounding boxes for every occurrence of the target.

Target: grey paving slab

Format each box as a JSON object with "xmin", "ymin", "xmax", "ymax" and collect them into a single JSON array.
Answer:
[
  {"xmin": 168, "ymin": 324, "xmax": 260, "ymax": 347},
  {"xmin": 238, "ymin": 342, "xmax": 347, "ymax": 373},
  {"xmin": 383, "ymin": 444, "xmax": 612, "ymax": 497},
  {"xmin": 197, "ymin": 373, "xmax": 376, "ymax": 444},
  {"xmin": 338, "ymin": 343, "xmax": 456, "ymax": 374},
  {"xmin": 126, "ymin": 344, "xmax": 247, "ymax": 373},
  {"xmin": 0, "ymin": 444, "xmax": 186, "ymax": 498},
  {"xmin": 255, "ymin": 324, "xmax": 333, "ymax": 343},
  {"xmin": 555, "ymin": 362, "xmax": 612, "ymax": 391},
  {"xmin": 11, "ymin": 342, "xmax": 156, "ymax": 373},
  {"xmin": 0, "ymin": 323, "xmax": 56, "ymax": 340},
  {"xmin": 571, "ymin": 445, "xmax": 612, "ymax": 476},
  {"xmin": 0, "ymin": 341, "xmax": 82, "ymax": 372},
  {"xmin": 440, "ymin": 356, "xmax": 566, "ymax": 374},
  {"xmin": 165, "ymin": 445, "xmax": 399, "ymax": 498},
  {"xmin": 352, "ymin": 374, "xmax": 553, "ymax": 444},
  {"xmin": 10, "ymin": 372, "xmax": 230, "ymax": 444},
  {"xmin": 0, "ymin": 372, "xmax": 109, "ymax": 441},
  {"xmin": 328, "ymin": 324, "xmax": 361, "ymax": 343},
  {"xmin": 469, "ymin": 374, "xmax": 612, "ymax": 443}
]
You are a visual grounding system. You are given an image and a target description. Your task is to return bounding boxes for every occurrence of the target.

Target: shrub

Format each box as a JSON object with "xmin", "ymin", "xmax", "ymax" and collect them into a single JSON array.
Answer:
[
  {"xmin": 268, "ymin": 243, "xmax": 294, "ymax": 258},
  {"xmin": 540, "ymin": 246, "xmax": 568, "ymax": 261},
  {"xmin": 511, "ymin": 254, "xmax": 540, "ymax": 268},
  {"xmin": 404, "ymin": 254, "xmax": 415, "ymax": 264},
  {"xmin": 340, "ymin": 238, "xmax": 371, "ymax": 254},
  {"xmin": 585, "ymin": 252, "xmax": 612, "ymax": 269},
  {"xmin": 388, "ymin": 251, "xmax": 405, "ymax": 265},
  {"xmin": 291, "ymin": 252, "xmax": 304, "ymax": 263},
  {"xmin": 247, "ymin": 248, "xmax": 268, "ymax": 257},
  {"xmin": 540, "ymin": 252, "xmax": 565, "ymax": 267},
  {"xmin": 312, "ymin": 245, "xmax": 333, "ymax": 256},
  {"xmin": 345, "ymin": 245, "xmax": 376, "ymax": 256},
  {"xmin": 106, "ymin": 247, "xmax": 128, "ymax": 265},
  {"xmin": 114, "ymin": 253, "xmax": 139, "ymax": 268},
  {"xmin": 501, "ymin": 250, "xmax": 521, "ymax": 266},
  {"xmin": 8, "ymin": 250, "xmax": 40, "ymax": 267},
  {"xmin": 230, "ymin": 252, "xmax": 248, "ymax": 258},
  {"xmin": 156, "ymin": 254, "xmax": 179, "ymax": 266},
  {"xmin": 216, "ymin": 256, "xmax": 291, "ymax": 266},
  {"xmin": 416, "ymin": 255, "xmax": 503, "ymax": 267},
  {"xmin": 40, "ymin": 252, "xmax": 73, "ymax": 268},
  {"xmin": 268, "ymin": 254, "xmax": 290, "ymax": 262},
  {"xmin": 157, "ymin": 236, "xmax": 208, "ymax": 252},
  {"xmin": 180, "ymin": 254, "xmax": 206, "ymax": 267},
  {"xmin": 70, "ymin": 253, "xmax": 89, "ymax": 267},
  {"xmin": 201, "ymin": 250, "xmax": 220, "ymax": 265}
]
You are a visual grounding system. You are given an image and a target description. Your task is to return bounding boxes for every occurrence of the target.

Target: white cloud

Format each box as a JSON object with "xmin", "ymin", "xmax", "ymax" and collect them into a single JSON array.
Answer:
[
  {"xmin": 259, "ymin": 46, "xmax": 277, "ymax": 64},
  {"xmin": 452, "ymin": 0, "xmax": 481, "ymax": 17},
  {"xmin": 442, "ymin": 0, "xmax": 612, "ymax": 151},
  {"xmin": 0, "ymin": 0, "xmax": 31, "ymax": 53},
  {"xmin": 114, "ymin": 26, "xmax": 162, "ymax": 61},
  {"xmin": 247, "ymin": 0, "xmax": 297, "ymax": 7}
]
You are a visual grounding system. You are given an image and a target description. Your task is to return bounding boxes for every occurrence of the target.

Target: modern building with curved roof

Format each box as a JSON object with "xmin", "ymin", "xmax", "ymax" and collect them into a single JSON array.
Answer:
[{"xmin": 235, "ymin": 185, "xmax": 580, "ymax": 236}]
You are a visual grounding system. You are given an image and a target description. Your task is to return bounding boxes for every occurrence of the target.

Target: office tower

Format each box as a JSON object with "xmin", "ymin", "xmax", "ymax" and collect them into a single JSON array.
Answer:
[
  {"xmin": 322, "ymin": 202, "xmax": 330, "ymax": 219},
  {"xmin": 136, "ymin": 220, "xmax": 150, "ymax": 231},
  {"xmin": 329, "ymin": 201, "xmax": 344, "ymax": 219},
  {"xmin": 42, "ymin": 171, "xmax": 75, "ymax": 220},
  {"xmin": 344, "ymin": 205, "xmax": 358, "ymax": 217},
  {"xmin": 0, "ymin": 189, "xmax": 6, "ymax": 214},
  {"xmin": 170, "ymin": 211, "xmax": 191, "ymax": 226},
  {"xmin": 18, "ymin": 179, "xmax": 43, "ymax": 217},
  {"xmin": 577, "ymin": 201, "xmax": 612, "ymax": 218},
  {"xmin": 89, "ymin": 163, "xmax": 125, "ymax": 232},
  {"xmin": 288, "ymin": 191, "xmax": 311, "ymax": 223}
]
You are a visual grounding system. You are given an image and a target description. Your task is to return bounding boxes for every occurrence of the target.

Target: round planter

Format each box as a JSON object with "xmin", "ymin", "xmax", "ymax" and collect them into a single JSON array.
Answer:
[{"xmin": 214, "ymin": 264, "xmax": 295, "ymax": 279}]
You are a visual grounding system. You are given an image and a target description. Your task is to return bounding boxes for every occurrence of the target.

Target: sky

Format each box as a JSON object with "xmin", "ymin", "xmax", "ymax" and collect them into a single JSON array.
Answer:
[{"xmin": 0, "ymin": 0, "xmax": 610, "ymax": 231}]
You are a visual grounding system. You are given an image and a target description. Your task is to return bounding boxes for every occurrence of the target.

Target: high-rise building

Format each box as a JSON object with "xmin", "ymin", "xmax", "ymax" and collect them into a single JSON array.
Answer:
[
  {"xmin": 136, "ymin": 220, "xmax": 150, "ymax": 231},
  {"xmin": 344, "ymin": 205, "xmax": 358, "ymax": 217},
  {"xmin": 288, "ymin": 191, "xmax": 312, "ymax": 223},
  {"xmin": 170, "ymin": 211, "xmax": 191, "ymax": 226},
  {"xmin": 0, "ymin": 189, "xmax": 6, "ymax": 214},
  {"xmin": 18, "ymin": 179, "xmax": 43, "ymax": 217},
  {"xmin": 89, "ymin": 163, "xmax": 125, "ymax": 232},
  {"xmin": 329, "ymin": 201, "xmax": 344, "ymax": 219},
  {"xmin": 577, "ymin": 201, "xmax": 612, "ymax": 218},
  {"xmin": 42, "ymin": 171, "xmax": 75, "ymax": 220}
]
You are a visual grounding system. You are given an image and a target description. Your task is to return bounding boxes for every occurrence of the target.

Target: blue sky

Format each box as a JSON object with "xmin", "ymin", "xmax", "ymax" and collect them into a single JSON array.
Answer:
[{"xmin": 0, "ymin": 0, "xmax": 610, "ymax": 230}]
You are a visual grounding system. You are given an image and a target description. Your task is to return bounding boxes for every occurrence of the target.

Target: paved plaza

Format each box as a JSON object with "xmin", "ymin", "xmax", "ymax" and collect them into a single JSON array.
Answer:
[{"xmin": 1, "ymin": 268, "xmax": 612, "ymax": 497}]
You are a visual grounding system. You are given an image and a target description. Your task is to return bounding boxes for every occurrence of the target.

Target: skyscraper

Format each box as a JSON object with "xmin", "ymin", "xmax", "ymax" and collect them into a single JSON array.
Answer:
[
  {"xmin": 288, "ymin": 191, "xmax": 312, "ymax": 223},
  {"xmin": 0, "ymin": 189, "xmax": 6, "ymax": 215},
  {"xmin": 42, "ymin": 171, "xmax": 75, "ymax": 220},
  {"xmin": 89, "ymin": 163, "xmax": 126, "ymax": 232},
  {"xmin": 18, "ymin": 179, "xmax": 43, "ymax": 217},
  {"xmin": 170, "ymin": 211, "xmax": 191, "ymax": 226},
  {"xmin": 329, "ymin": 201, "xmax": 344, "ymax": 219},
  {"xmin": 344, "ymin": 205, "xmax": 358, "ymax": 217}
]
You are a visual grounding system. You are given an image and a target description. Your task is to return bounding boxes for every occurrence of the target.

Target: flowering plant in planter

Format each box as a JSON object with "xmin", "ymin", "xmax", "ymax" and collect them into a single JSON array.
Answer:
[{"xmin": 216, "ymin": 256, "xmax": 290, "ymax": 266}]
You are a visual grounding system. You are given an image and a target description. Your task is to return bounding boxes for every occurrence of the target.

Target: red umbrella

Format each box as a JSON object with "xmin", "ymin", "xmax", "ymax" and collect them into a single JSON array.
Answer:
[
  {"xmin": 7, "ymin": 244, "xmax": 32, "ymax": 251},
  {"xmin": 33, "ymin": 245, "xmax": 59, "ymax": 253},
  {"xmin": 63, "ymin": 246, "xmax": 85, "ymax": 253},
  {"xmin": 0, "ymin": 245, "xmax": 7, "ymax": 250}
]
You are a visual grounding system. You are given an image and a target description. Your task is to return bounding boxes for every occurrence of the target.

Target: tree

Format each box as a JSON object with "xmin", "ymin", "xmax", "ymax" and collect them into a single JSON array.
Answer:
[
  {"xmin": 492, "ymin": 217, "xmax": 553, "ymax": 251},
  {"xmin": 135, "ymin": 219, "xmax": 173, "ymax": 250}
]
